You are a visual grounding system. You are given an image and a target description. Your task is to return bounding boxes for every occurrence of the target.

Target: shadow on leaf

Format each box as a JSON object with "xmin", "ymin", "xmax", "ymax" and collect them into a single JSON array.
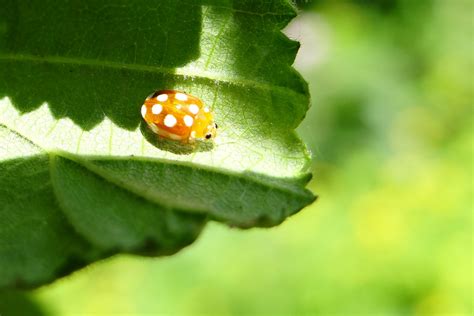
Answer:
[{"xmin": 0, "ymin": 0, "xmax": 203, "ymax": 130}]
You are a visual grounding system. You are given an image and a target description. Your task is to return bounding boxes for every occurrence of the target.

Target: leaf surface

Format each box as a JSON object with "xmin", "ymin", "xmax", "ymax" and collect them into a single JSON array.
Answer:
[{"xmin": 0, "ymin": 0, "xmax": 315, "ymax": 288}]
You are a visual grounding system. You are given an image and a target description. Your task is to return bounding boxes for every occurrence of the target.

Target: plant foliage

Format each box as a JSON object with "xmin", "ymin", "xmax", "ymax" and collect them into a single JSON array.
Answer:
[{"xmin": 0, "ymin": 0, "xmax": 315, "ymax": 288}]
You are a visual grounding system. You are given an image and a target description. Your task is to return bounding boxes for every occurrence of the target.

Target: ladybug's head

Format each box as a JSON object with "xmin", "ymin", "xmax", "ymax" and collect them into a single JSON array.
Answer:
[{"xmin": 205, "ymin": 122, "xmax": 218, "ymax": 140}]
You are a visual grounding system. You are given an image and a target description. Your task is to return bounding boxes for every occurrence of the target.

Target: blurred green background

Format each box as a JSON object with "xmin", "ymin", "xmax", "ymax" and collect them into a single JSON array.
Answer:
[{"xmin": 2, "ymin": 0, "xmax": 472, "ymax": 315}]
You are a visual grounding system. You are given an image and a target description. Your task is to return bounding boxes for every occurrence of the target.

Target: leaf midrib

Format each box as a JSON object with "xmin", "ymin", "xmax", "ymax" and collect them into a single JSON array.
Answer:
[
  {"xmin": 0, "ymin": 54, "xmax": 306, "ymax": 98},
  {"xmin": 1, "ymin": 123, "xmax": 312, "ymax": 214}
]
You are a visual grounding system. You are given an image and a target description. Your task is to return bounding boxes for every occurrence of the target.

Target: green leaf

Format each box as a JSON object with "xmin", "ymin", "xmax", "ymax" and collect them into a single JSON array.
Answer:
[
  {"xmin": 0, "ymin": 0, "xmax": 315, "ymax": 288},
  {"xmin": 0, "ymin": 291, "xmax": 46, "ymax": 316}
]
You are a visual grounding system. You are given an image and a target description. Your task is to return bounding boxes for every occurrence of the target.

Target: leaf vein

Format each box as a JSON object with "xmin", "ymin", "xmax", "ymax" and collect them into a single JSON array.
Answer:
[{"xmin": 0, "ymin": 54, "xmax": 306, "ymax": 97}]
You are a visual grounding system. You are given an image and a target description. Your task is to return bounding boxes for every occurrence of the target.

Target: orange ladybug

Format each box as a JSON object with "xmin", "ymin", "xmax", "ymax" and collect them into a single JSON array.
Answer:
[{"xmin": 141, "ymin": 90, "xmax": 217, "ymax": 143}]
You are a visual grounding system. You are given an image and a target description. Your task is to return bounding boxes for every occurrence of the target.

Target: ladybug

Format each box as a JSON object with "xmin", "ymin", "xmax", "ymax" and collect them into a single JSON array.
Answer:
[{"xmin": 141, "ymin": 90, "xmax": 217, "ymax": 143}]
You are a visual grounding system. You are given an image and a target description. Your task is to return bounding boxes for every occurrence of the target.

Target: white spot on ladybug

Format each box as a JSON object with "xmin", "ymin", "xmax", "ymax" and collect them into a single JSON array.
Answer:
[
  {"xmin": 183, "ymin": 115, "xmax": 194, "ymax": 127},
  {"xmin": 164, "ymin": 114, "xmax": 177, "ymax": 127},
  {"xmin": 168, "ymin": 133, "xmax": 182, "ymax": 140},
  {"xmin": 189, "ymin": 104, "xmax": 199, "ymax": 115},
  {"xmin": 175, "ymin": 92, "xmax": 188, "ymax": 101},
  {"xmin": 152, "ymin": 103, "xmax": 163, "ymax": 114},
  {"xmin": 204, "ymin": 107, "xmax": 210, "ymax": 113},
  {"xmin": 147, "ymin": 123, "xmax": 159, "ymax": 133},
  {"xmin": 190, "ymin": 131, "xmax": 196, "ymax": 138},
  {"xmin": 141, "ymin": 105, "xmax": 147, "ymax": 118},
  {"xmin": 157, "ymin": 94, "xmax": 168, "ymax": 102},
  {"xmin": 155, "ymin": 128, "xmax": 185, "ymax": 140}
]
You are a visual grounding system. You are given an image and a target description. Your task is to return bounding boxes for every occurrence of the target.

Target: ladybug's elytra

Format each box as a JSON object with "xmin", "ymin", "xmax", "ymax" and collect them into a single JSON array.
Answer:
[{"xmin": 141, "ymin": 90, "xmax": 217, "ymax": 143}]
